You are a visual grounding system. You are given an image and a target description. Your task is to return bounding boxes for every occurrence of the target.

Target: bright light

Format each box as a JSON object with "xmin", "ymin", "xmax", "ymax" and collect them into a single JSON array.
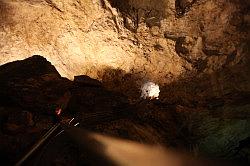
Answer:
[{"xmin": 141, "ymin": 81, "xmax": 160, "ymax": 100}]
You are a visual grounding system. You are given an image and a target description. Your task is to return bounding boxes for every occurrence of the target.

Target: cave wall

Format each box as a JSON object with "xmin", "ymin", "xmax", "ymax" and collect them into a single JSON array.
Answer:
[
  {"xmin": 0, "ymin": 1, "xmax": 250, "ymax": 164},
  {"xmin": 0, "ymin": 0, "xmax": 249, "ymax": 102}
]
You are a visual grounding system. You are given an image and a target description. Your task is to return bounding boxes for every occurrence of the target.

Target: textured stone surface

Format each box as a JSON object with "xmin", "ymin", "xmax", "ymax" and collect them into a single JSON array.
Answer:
[
  {"xmin": 0, "ymin": 55, "xmax": 249, "ymax": 165},
  {"xmin": 0, "ymin": 0, "xmax": 250, "ymax": 165},
  {"xmin": 0, "ymin": 0, "xmax": 249, "ymax": 103}
]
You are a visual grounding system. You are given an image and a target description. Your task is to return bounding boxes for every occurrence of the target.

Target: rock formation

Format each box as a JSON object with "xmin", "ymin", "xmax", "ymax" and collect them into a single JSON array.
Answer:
[
  {"xmin": 0, "ymin": 55, "xmax": 249, "ymax": 165},
  {"xmin": 0, "ymin": 0, "xmax": 250, "ymax": 165}
]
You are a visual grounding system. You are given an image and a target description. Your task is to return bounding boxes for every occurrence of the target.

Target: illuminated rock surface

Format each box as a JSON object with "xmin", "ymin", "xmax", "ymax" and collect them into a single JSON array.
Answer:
[{"xmin": 0, "ymin": 0, "xmax": 250, "ymax": 165}]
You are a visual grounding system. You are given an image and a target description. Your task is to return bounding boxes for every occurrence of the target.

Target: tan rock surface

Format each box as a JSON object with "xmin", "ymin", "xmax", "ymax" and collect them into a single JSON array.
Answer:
[
  {"xmin": 0, "ymin": 0, "xmax": 184, "ymax": 81},
  {"xmin": 0, "ymin": 0, "xmax": 249, "ymax": 101}
]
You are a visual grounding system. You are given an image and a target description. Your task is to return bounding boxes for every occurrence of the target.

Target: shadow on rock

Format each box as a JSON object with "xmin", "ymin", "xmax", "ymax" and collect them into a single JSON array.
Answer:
[
  {"xmin": 1, "ymin": 55, "xmax": 250, "ymax": 165},
  {"xmin": 0, "ymin": 0, "xmax": 15, "ymax": 27}
]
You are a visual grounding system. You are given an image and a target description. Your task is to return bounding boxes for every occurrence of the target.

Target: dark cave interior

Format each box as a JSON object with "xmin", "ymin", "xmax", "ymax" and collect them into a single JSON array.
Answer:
[{"xmin": 0, "ymin": 0, "xmax": 250, "ymax": 165}]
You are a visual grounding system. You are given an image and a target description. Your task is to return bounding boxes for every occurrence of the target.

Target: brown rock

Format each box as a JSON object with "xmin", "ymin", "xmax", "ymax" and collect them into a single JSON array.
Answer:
[{"xmin": 150, "ymin": 26, "xmax": 160, "ymax": 36}]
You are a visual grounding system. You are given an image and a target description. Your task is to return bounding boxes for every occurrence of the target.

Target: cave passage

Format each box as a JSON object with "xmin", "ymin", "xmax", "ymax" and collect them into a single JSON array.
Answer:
[{"xmin": 0, "ymin": 0, "xmax": 250, "ymax": 165}]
